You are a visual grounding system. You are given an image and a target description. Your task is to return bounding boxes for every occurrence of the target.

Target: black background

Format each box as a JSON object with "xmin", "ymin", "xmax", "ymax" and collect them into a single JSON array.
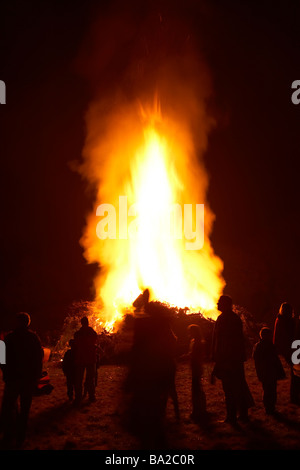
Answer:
[{"xmin": 1, "ymin": 0, "xmax": 300, "ymax": 336}]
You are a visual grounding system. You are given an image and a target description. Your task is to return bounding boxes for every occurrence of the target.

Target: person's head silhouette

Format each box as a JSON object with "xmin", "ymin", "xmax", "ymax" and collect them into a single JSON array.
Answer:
[
  {"xmin": 81, "ymin": 316, "xmax": 89, "ymax": 327},
  {"xmin": 16, "ymin": 312, "xmax": 31, "ymax": 328},
  {"xmin": 279, "ymin": 302, "xmax": 293, "ymax": 318},
  {"xmin": 142, "ymin": 289, "xmax": 150, "ymax": 305},
  {"xmin": 217, "ymin": 295, "xmax": 233, "ymax": 313},
  {"xmin": 188, "ymin": 324, "xmax": 202, "ymax": 340},
  {"xmin": 259, "ymin": 327, "xmax": 272, "ymax": 342}
]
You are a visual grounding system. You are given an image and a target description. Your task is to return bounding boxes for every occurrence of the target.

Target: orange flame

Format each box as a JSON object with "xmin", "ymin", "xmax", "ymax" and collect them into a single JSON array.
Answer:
[{"xmin": 80, "ymin": 96, "xmax": 225, "ymax": 329}]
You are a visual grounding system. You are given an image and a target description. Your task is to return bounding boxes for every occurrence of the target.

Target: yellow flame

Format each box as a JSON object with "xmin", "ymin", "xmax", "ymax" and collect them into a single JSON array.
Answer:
[{"xmin": 80, "ymin": 100, "xmax": 225, "ymax": 327}]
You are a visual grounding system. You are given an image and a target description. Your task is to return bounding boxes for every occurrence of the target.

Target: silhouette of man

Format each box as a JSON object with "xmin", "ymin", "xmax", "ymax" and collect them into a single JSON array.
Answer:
[
  {"xmin": 73, "ymin": 316, "xmax": 98, "ymax": 404},
  {"xmin": 0, "ymin": 312, "xmax": 44, "ymax": 448},
  {"xmin": 253, "ymin": 327, "xmax": 285, "ymax": 414},
  {"xmin": 212, "ymin": 295, "xmax": 254, "ymax": 424},
  {"xmin": 273, "ymin": 302, "xmax": 295, "ymax": 364},
  {"xmin": 127, "ymin": 295, "xmax": 177, "ymax": 447},
  {"xmin": 273, "ymin": 302, "xmax": 298, "ymax": 404}
]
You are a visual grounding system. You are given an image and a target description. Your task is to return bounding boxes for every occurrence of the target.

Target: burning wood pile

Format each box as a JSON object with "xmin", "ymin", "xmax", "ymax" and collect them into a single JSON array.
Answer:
[{"xmin": 54, "ymin": 298, "xmax": 259, "ymax": 364}]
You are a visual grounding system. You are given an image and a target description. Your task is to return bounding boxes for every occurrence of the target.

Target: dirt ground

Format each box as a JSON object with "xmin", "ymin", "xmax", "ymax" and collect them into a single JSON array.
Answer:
[{"xmin": 1, "ymin": 357, "xmax": 299, "ymax": 451}]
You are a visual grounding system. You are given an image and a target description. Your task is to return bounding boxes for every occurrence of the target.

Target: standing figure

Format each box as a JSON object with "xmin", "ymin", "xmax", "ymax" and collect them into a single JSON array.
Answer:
[
  {"xmin": 273, "ymin": 302, "xmax": 298, "ymax": 404},
  {"xmin": 74, "ymin": 317, "xmax": 98, "ymax": 404},
  {"xmin": 62, "ymin": 339, "xmax": 76, "ymax": 401},
  {"xmin": 273, "ymin": 303, "xmax": 295, "ymax": 363},
  {"xmin": 187, "ymin": 324, "xmax": 207, "ymax": 423},
  {"xmin": 0, "ymin": 312, "xmax": 44, "ymax": 448},
  {"xmin": 212, "ymin": 295, "xmax": 254, "ymax": 424},
  {"xmin": 253, "ymin": 327, "xmax": 285, "ymax": 414},
  {"xmin": 126, "ymin": 294, "xmax": 177, "ymax": 448}
]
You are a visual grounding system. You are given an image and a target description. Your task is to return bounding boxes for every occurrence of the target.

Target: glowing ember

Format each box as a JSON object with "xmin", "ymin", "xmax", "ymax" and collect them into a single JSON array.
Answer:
[{"xmin": 80, "ymin": 98, "xmax": 225, "ymax": 329}]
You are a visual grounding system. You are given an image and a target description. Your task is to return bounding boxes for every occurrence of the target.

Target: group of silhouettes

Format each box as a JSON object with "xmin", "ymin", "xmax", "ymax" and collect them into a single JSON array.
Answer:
[
  {"xmin": 0, "ymin": 313, "xmax": 99, "ymax": 449},
  {"xmin": 0, "ymin": 294, "xmax": 299, "ymax": 449},
  {"xmin": 62, "ymin": 316, "xmax": 99, "ymax": 405},
  {"xmin": 123, "ymin": 292, "xmax": 300, "ymax": 446},
  {"xmin": 212, "ymin": 296, "xmax": 299, "ymax": 423}
]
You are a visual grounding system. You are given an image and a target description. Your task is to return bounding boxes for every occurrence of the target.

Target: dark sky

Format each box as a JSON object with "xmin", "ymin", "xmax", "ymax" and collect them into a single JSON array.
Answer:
[{"xmin": 1, "ymin": 0, "xmax": 300, "ymax": 334}]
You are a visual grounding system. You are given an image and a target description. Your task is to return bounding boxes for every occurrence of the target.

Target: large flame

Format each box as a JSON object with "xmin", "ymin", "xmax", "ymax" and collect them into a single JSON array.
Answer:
[{"xmin": 80, "ymin": 96, "xmax": 225, "ymax": 328}]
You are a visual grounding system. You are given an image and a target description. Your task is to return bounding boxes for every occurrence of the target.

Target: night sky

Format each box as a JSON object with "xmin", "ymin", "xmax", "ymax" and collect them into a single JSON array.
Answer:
[{"xmin": 1, "ymin": 0, "xmax": 300, "ymax": 335}]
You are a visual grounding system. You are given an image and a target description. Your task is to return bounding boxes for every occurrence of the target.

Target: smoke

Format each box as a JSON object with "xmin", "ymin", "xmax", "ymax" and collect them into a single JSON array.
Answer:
[{"xmin": 77, "ymin": 0, "xmax": 216, "ymax": 217}]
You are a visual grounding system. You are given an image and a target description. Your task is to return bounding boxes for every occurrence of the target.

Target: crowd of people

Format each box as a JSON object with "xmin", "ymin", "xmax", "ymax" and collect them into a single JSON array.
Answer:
[
  {"xmin": 0, "ymin": 294, "xmax": 299, "ymax": 449},
  {"xmin": 0, "ymin": 313, "xmax": 99, "ymax": 449},
  {"xmin": 121, "ymin": 293, "xmax": 300, "ymax": 447}
]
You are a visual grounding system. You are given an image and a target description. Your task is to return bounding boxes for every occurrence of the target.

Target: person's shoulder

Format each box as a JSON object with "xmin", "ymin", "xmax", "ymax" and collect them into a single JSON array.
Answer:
[
  {"xmin": 216, "ymin": 311, "xmax": 240, "ymax": 323},
  {"xmin": 26, "ymin": 329, "xmax": 42, "ymax": 345},
  {"xmin": 27, "ymin": 328, "xmax": 40, "ymax": 338},
  {"xmin": 215, "ymin": 313, "xmax": 222, "ymax": 324},
  {"xmin": 253, "ymin": 340, "xmax": 261, "ymax": 352},
  {"xmin": 74, "ymin": 328, "xmax": 82, "ymax": 338},
  {"xmin": 214, "ymin": 313, "xmax": 225, "ymax": 331},
  {"xmin": 231, "ymin": 311, "xmax": 243, "ymax": 325},
  {"xmin": 88, "ymin": 326, "xmax": 97, "ymax": 335}
]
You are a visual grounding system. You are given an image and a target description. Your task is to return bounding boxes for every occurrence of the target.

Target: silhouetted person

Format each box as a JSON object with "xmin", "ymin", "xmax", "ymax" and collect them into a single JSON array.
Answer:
[
  {"xmin": 0, "ymin": 312, "xmax": 43, "ymax": 448},
  {"xmin": 62, "ymin": 339, "xmax": 76, "ymax": 401},
  {"xmin": 144, "ymin": 302, "xmax": 180, "ymax": 435},
  {"xmin": 212, "ymin": 295, "xmax": 254, "ymax": 424},
  {"xmin": 273, "ymin": 302, "xmax": 298, "ymax": 403},
  {"xmin": 253, "ymin": 327, "xmax": 285, "ymax": 415},
  {"xmin": 273, "ymin": 303, "xmax": 295, "ymax": 364},
  {"xmin": 133, "ymin": 288, "xmax": 150, "ymax": 312},
  {"xmin": 126, "ymin": 294, "xmax": 177, "ymax": 447},
  {"xmin": 187, "ymin": 324, "xmax": 207, "ymax": 423},
  {"xmin": 73, "ymin": 317, "xmax": 98, "ymax": 404}
]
